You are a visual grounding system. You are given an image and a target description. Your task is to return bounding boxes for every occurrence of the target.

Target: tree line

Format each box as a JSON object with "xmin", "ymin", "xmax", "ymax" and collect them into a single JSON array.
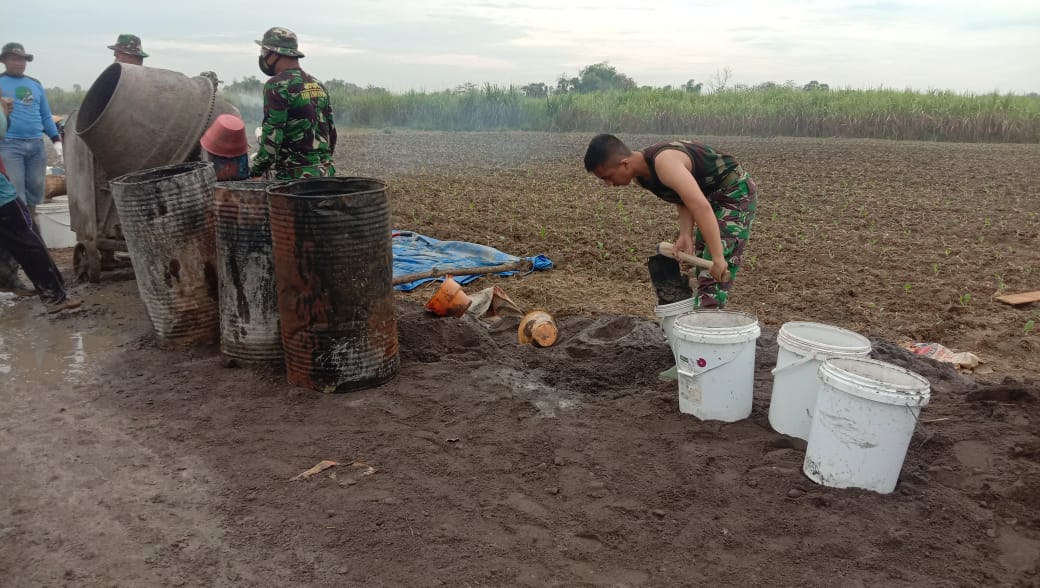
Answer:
[{"xmin": 42, "ymin": 63, "xmax": 1040, "ymax": 142}]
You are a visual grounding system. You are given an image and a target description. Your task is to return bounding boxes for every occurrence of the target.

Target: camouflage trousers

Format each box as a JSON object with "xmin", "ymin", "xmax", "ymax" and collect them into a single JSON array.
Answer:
[
  {"xmin": 692, "ymin": 172, "xmax": 758, "ymax": 309},
  {"xmin": 272, "ymin": 161, "xmax": 336, "ymax": 181}
]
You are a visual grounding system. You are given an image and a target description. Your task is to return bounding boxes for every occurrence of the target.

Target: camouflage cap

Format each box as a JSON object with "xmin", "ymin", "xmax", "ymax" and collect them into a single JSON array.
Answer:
[
  {"xmin": 255, "ymin": 27, "xmax": 305, "ymax": 58},
  {"xmin": 1, "ymin": 42, "xmax": 34, "ymax": 62},
  {"xmin": 108, "ymin": 34, "xmax": 149, "ymax": 58}
]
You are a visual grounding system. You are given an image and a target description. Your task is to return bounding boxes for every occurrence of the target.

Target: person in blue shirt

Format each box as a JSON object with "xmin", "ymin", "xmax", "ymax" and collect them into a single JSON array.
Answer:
[
  {"xmin": 0, "ymin": 42, "xmax": 63, "ymax": 221},
  {"xmin": 0, "ymin": 87, "xmax": 81, "ymax": 312}
]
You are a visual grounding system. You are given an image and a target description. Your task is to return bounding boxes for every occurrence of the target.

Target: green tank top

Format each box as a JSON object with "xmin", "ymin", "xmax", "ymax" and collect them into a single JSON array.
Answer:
[{"xmin": 636, "ymin": 140, "xmax": 741, "ymax": 205}]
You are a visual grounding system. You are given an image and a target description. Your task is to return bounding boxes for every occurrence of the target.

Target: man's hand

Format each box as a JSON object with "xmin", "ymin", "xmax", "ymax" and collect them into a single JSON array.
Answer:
[
  {"xmin": 1, "ymin": 95, "xmax": 12, "ymax": 118},
  {"xmin": 673, "ymin": 234, "xmax": 694, "ymax": 256},
  {"xmin": 710, "ymin": 257, "xmax": 730, "ymax": 283}
]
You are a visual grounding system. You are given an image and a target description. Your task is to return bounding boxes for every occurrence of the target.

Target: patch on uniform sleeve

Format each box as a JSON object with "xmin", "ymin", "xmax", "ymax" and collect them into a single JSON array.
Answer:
[{"xmin": 300, "ymin": 82, "xmax": 327, "ymax": 100}]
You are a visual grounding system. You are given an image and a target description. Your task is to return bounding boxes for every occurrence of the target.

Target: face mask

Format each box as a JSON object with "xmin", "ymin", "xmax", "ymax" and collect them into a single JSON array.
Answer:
[{"xmin": 258, "ymin": 53, "xmax": 279, "ymax": 76}]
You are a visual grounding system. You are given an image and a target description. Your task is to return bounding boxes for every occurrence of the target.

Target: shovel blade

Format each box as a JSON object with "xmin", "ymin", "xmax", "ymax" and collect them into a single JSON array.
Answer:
[{"xmin": 647, "ymin": 254, "xmax": 693, "ymax": 305}]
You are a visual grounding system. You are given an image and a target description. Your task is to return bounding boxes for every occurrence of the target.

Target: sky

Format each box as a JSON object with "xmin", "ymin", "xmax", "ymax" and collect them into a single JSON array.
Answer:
[{"xmin": 5, "ymin": 0, "xmax": 1040, "ymax": 94}]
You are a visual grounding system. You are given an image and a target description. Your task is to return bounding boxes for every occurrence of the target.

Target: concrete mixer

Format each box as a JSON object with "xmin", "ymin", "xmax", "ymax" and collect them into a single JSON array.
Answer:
[{"xmin": 66, "ymin": 63, "xmax": 239, "ymax": 282}]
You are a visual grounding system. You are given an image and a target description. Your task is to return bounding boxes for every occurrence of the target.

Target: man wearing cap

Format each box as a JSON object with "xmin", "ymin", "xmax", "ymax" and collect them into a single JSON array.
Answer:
[
  {"xmin": 250, "ymin": 27, "xmax": 336, "ymax": 180},
  {"xmin": 109, "ymin": 34, "xmax": 148, "ymax": 65},
  {"xmin": 0, "ymin": 42, "xmax": 62, "ymax": 219}
]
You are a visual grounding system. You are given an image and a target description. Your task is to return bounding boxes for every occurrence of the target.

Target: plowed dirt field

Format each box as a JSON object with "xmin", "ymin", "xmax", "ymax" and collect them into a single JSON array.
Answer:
[{"xmin": 1, "ymin": 132, "xmax": 1038, "ymax": 586}]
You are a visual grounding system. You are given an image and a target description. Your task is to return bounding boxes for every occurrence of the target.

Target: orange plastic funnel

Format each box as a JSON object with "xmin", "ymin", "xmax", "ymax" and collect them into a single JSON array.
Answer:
[{"xmin": 424, "ymin": 276, "xmax": 472, "ymax": 317}]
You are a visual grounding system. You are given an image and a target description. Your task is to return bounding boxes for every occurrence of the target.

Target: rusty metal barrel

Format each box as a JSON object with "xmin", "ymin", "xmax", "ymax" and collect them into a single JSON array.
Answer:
[
  {"xmin": 110, "ymin": 162, "xmax": 219, "ymax": 347},
  {"xmin": 214, "ymin": 181, "xmax": 282, "ymax": 364},
  {"xmin": 267, "ymin": 177, "xmax": 398, "ymax": 391}
]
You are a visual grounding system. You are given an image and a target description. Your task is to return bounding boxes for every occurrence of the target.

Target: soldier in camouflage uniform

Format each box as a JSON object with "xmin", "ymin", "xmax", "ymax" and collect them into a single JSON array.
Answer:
[
  {"xmin": 108, "ymin": 34, "xmax": 148, "ymax": 65},
  {"xmin": 584, "ymin": 133, "xmax": 758, "ymax": 310},
  {"xmin": 585, "ymin": 133, "xmax": 758, "ymax": 380},
  {"xmin": 250, "ymin": 27, "xmax": 336, "ymax": 180}
]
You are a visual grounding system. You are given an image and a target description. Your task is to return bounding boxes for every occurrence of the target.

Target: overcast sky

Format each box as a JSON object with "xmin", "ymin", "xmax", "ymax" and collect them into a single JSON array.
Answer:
[{"xmin": 6, "ymin": 0, "xmax": 1040, "ymax": 94}]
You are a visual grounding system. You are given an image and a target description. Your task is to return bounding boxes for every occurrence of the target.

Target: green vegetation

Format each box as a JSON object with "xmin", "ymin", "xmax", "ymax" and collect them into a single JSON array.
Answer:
[
  {"xmin": 45, "ymin": 85, "xmax": 86, "ymax": 118},
  {"xmin": 47, "ymin": 63, "xmax": 1040, "ymax": 142}
]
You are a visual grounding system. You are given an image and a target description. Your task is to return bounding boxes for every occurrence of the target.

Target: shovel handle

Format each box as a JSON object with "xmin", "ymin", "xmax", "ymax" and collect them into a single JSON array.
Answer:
[
  {"xmin": 656, "ymin": 242, "xmax": 714, "ymax": 270},
  {"xmin": 392, "ymin": 260, "xmax": 531, "ymax": 286}
]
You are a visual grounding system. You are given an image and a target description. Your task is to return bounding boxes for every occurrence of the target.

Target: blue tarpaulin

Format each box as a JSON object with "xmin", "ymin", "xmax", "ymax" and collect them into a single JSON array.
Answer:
[{"xmin": 392, "ymin": 231, "xmax": 553, "ymax": 291}]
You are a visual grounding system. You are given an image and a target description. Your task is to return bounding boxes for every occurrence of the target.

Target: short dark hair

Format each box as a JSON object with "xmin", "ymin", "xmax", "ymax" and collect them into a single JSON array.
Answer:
[{"xmin": 583, "ymin": 133, "xmax": 631, "ymax": 171}]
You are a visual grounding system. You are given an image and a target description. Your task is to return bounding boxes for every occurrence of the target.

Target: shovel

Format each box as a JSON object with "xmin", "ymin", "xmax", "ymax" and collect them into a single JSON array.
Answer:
[
  {"xmin": 647, "ymin": 254, "xmax": 693, "ymax": 305},
  {"xmin": 657, "ymin": 242, "xmax": 731, "ymax": 281},
  {"xmin": 648, "ymin": 242, "xmax": 731, "ymax": 305}
]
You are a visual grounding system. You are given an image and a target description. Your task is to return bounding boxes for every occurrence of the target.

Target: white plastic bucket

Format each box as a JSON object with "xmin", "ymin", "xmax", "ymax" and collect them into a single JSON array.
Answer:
[
  {"xmin": 36, "ymin": 196, "xmax": 77, "ymax": 249},
  {"xmin": 654, "ymin": 297, "xmax": 696, "ymax": 361},
  {"xmin": 803, "ymin": 357, "xmax": 930, "ymax": 494},
  {"xmin": 768, "ymin": 322, "xmax": 872, "ymax": 440},
  {"xmin": 673, "ymin": 310, "xmax": 761, "ymax": 422}
]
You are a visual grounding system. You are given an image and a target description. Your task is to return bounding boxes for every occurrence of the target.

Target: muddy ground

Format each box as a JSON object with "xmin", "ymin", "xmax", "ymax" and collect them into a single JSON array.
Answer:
[{"xmin": 2, "ymin": 132, "xmax": 1039, "ymax": 586}]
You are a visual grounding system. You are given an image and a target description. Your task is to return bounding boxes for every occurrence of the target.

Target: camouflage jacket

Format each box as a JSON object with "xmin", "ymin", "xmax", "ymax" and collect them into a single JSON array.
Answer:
[{"xmin": 251, "ymin": 68, "xmax": 337, "ymax": 179}]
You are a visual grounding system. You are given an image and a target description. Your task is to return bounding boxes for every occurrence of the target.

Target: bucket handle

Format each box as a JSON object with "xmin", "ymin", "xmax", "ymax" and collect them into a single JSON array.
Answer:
[
  {"xmin": 770, "ymin": 352, "xmax": 818, "ymax": 376},
  {"xmin": 905, "ymin": 405, "xmax": 918, "ymax": 424},
  {"xmin": 678, "ymin": 362, "xmax": 730, "ymax": 379},
  {"xmin": 904, "ymin": 403, "xmax": 931, "ymax": 423}
]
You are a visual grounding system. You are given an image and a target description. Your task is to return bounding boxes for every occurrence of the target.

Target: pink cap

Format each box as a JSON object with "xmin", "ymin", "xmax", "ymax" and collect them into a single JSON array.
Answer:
[{"xmin": 200, "ymin": 114, "xmax": 248, "ymax": 158}]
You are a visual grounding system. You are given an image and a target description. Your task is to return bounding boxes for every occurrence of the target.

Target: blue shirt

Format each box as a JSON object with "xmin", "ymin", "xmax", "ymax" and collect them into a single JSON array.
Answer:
[
  {"xmin": 0, "ymin": 113, "xmax": 18, "ymax": 206},
  {"xmin": 0, "ymin": 73, "xmax": 60, "ymax": 141}
]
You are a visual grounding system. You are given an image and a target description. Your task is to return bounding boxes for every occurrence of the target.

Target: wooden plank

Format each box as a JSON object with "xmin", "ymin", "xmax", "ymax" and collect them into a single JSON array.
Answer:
[{"xmin": 996, "ymin": 291, "xmax": 1040, "ymax": 306}]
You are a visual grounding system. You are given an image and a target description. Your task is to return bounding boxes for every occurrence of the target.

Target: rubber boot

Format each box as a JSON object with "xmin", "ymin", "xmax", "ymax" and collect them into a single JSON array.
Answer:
[{"xmin": 658, "ymin": 364, "xmax": 678, "ymax": 382}]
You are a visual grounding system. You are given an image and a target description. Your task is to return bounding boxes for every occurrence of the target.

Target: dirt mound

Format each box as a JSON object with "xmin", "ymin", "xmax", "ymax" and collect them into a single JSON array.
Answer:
[{"xmin": 399, "ymin": 298, "xmax": 1026, "ymax": 402}]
